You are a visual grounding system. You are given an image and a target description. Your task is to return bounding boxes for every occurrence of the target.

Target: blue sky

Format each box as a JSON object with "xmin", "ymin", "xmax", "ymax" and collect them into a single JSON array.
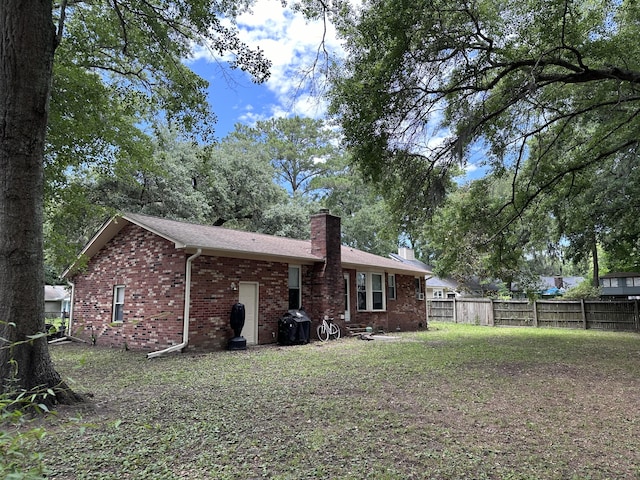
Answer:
[
  {"xmin": 186, "ymin": 0, "xmax": 340, "ymax": 139},
  {"xmin": 186, "ymin": 0, "xmax": 485, "ymax": 181},
  {"xmin": 189, "ymin": 59, "xmax": 276, "ymax": 138}
]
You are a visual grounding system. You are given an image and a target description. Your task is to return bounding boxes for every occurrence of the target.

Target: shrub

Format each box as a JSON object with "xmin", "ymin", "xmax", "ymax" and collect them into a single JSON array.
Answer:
[
  {"xmin": 563, "ymin": 280, "xmax": 602, "ymax": 299},
  {"xmin": 0, "ymin": 394, "xmax": 48, "ymax": 480},
  {"xmin": 1, "ymin": 329, "xmax": 52, "ymax": 479}
]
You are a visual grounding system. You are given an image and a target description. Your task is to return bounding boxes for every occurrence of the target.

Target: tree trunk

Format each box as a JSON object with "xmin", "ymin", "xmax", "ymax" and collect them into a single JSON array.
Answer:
[
  {"xmin": 0, "ymin": 0, "xmax": 81, "ymax": 405},
  {"xmin": 591, "ymin": 232, "xmax": 600, "ymax": 288}
]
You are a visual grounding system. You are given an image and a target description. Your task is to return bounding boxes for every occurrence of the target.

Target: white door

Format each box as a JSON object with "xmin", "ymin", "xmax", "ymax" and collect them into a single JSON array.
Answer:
[
  {"xmin": 344, "ymin": 273, "xmax": 351, "ymax": 322},
  {"xmin": 238, "ymin": 282, "xmax": 259, "ymax": 344}
]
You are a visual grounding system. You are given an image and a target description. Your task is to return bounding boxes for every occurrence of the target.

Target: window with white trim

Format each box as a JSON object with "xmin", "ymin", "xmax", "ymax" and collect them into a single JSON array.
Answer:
[
  {"xmin": 357, "ymin": 272, "xmax": 386, "ymax": 311},
  {"xmin": 357, "ymin": 273, "xmax": 367, "ymax": 310},
  {"xmin": 113, "ymin": 285, "xmax": 125, "ymax": 322},
  {"xmin": 433, "ymin": 289, "xmax": 444, "ymax": 298},
  {"xmin": 631, "ymin": 277, "xmax": 640, "ymax": 287},
  {"xmin": 372, "ymin": 273, "xmax": 384, "ymax": 310},
  {"xmin": 288, "ymin": 265, "xmax": 301, "ymax": 310},
  {"xmin": 602, "ymin": 278, "xmax": 619, "ymax": 288},
  {"xmin": 387, "ymin": 274, "xmax": 396, "ymax": 300},
  {"xmin": 416, "ymin": 277, "xmax": 425, "ymax": 297}
]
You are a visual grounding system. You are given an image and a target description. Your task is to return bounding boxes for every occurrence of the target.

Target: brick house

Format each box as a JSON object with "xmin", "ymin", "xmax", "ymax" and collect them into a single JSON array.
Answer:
[{"xmin": 64, "ymin": 210, "xmax": 429, "ymax": 356}]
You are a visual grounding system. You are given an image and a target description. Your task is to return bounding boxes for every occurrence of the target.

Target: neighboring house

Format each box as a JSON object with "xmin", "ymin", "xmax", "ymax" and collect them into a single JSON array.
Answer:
[
  {"xmin": 599, "ymin": 272, "xmax": 640, "ymax": 299},
  {"xmin": 456, "ymin": 277, "xmax": 502, "ymax": 297},
  {"xmin": 539, "ymin": 275, "xmax": 584, "ymax": 297},
  {"xmin": 390, "ymin": 248, "xmax": 500, "ymax": 298},
  {"xmin": 425, "ymin": 275, "xmax": 460, "ymax": 299},
  {"xmin": 511, "ymin": 276, "xmax": 585, "ymax": 298},
  {"xmin": 44, "ymin": 285, "xmax": 70, "ymax": 319},
  {"xmin": 390, "ymin": 248, "xmax": 456, "ymax": 299},
  {"xmin": 63, "ymin": 211, "xmax": 429, "ymax": 355}
]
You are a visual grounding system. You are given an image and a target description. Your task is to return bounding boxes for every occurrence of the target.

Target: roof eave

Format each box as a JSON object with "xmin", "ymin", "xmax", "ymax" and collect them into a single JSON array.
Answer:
[
  {"xmin": 341, "ymin": 261, "xmax": 429, "ymax": 276},
  {"xmin": 181, "ymin": 245, "xmax": 321, "ymax": 264},
  {"xmin": 62, "ymin": 215, "xmax": 129, "ymax": 279}
]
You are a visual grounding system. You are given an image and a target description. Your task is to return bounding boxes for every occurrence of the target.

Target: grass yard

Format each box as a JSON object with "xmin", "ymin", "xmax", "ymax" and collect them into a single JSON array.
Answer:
[{"xmin": 36, "ymin": 323, "xmax": 640, "ymax": 479}]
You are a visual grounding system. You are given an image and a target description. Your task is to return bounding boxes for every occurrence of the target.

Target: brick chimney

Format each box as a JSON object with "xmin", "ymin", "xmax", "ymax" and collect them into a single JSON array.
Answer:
[
  {"xmin": 311, "ymin": 209, "xmax": 341, "ymax": 258},
  {"xmin": 309, "ymin": 209, "xmax": 343, "ymax": 322}
]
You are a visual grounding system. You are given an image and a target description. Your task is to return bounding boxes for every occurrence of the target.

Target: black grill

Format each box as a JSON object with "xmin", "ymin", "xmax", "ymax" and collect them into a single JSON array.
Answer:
[{"xmin": 277, "ymin": 309, "xmax": 311, "ymax": 345}]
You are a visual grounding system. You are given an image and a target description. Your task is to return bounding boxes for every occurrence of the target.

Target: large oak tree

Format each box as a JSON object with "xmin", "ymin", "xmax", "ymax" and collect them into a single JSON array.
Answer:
[
  {"xmin": 0, "ymin": 0, "xmax": 81, "ymax": 404},
  {"xmin": 329, "ymin": 0, "xmax": 640, "ymax": 279},
  {"xmin": 0, "ymin": 0, "xmax": 270, "ymax": 405}
]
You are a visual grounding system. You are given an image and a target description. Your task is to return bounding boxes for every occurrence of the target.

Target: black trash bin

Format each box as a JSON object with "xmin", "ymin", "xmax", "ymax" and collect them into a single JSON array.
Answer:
[
  {"xmin": 228, "ymin": 302, "xmax": 247, "ymax": 350},
  {"xmin": 278, "ymin": 309, "xmax": 311, "ymax": 345}
]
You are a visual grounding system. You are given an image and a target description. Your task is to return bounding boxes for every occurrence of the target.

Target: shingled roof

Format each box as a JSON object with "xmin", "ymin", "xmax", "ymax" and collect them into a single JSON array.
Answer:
[
  {"xmin": 126, "ymin": 213, "xmax": 318, "ymax": 261},
  {"xmin": 66, "ymin": 213, "xmax": 429, "ymax": 277}
]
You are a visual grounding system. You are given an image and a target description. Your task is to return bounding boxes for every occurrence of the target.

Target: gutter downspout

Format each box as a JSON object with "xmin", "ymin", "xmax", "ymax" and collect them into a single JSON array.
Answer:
[
  {"xmin": 66, "ymin": 280, "xmax": 75, "ymax": 337},
  {"xmin": 425, "ymin": 275, "xmax": 432, "ymax": 329},
  {"xmin": 147, "ymin": 248, "xmax": 202, "ymax": 359}
]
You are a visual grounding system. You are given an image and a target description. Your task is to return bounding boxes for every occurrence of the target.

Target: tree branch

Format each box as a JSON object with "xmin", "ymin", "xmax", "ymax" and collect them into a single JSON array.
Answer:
[
  {"xmin": 111, "ymin": 0, "xmax": 129, "ymax": 55},
  {"xmin": 55, "ymin": 0, "xmax": 68, "ymax": 48}
]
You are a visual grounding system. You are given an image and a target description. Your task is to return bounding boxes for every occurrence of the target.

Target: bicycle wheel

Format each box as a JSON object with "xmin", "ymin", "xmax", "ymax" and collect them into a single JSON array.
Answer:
[
  {"xmin": 329, "ymin": 323, "xmax": 341, "ymax": 340},
  {"xmin": 317, "ymin": 323, "xmax": 330, "ymax": 341}
]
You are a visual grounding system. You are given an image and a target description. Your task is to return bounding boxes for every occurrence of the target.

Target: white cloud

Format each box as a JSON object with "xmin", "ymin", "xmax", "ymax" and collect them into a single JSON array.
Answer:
[
  {"xmin": 193, "ymin": 0, "xmax": 343, "ymax": 122},
  {"xmin": 238, "ymin": 109, "xmax": 268, "ymax": 125},
  {"xmin": 465, "ymin": 163, "xmax": 480, "ymax": 174}
]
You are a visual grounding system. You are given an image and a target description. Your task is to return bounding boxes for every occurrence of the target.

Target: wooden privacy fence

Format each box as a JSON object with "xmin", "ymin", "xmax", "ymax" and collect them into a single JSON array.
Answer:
[{"xmin": 427, "ymin": 298, "xmax": 640, "ymax": 331}]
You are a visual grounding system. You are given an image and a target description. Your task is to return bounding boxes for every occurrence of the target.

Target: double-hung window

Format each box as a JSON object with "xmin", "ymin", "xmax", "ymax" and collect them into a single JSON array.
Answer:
[
  {"xmin": 387, "ymin": 274, "xmax": 396, "ymax": 301},
  {"xmin": 415, "ymin": 277, "xmax": 424, "ymax": 299},
  {"xmin": 357, "ymin": 272, "xmax": 386, "ymax": 311},
  {"xmin": 288, "ymin": 265, "xmax": 301, "ymax": 310},
  {"xmin": 113, "ymin": 285, "xmax": 125, "ymax": 322},
  {"xmin": 357, "ymin": 273, "xmax": 367, "ymax": 310},
  {"xmin": 372, "ymin": 273, "xmax": 384, "ymax": 309}
]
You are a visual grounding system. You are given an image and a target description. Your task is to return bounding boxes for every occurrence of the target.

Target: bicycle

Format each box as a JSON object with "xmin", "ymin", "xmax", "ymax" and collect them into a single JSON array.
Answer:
[{"xmin": 317, "ymin": 316, "xmax": 341, "ymax": 341}]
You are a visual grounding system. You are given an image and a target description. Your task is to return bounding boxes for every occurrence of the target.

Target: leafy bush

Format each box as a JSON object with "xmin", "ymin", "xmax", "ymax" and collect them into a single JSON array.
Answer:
[
  {"xmin": 0, "ymin": 393, "xmax": 48, "ymax": 480},
  {"xmin": 1, "ymin": 329, "xmax": 53, "ymax": 479},
  {"xmin": 563, "ymin": 280, "xmax": 602, "ymax": 299}
]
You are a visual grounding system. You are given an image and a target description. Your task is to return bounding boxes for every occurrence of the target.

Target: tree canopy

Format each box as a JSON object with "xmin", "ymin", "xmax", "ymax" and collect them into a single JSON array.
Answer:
[
  {"xmin": 1, "ymin": 0, "xmax": 274, "ymax": 405},
  {"xmin": 233, "ymin": 116, "xmax": 340, "ymax": 195},
  {"xmin": 329, "ymin": 0, "xmax": 640, "ymax": 280}
]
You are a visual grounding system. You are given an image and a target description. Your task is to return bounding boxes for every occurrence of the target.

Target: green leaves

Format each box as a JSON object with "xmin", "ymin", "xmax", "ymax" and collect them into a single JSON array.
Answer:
[
  {"xmin": 328, "ymin": 0, "xmax": 640, "ymax": 283},
  {"xmin": 0, "ymin": 380, "xmax": 58, "ymax": 479},
  {"xmin": 233, "ymin": 116, "xmax": 341, "ymax": 195},
  {"xmin": 332, "ymin": 0, "xmax": 640, "ymax": 196},
  {"xmin": 43, "ymin": 0, "xmax": 275, "ymax": 275}
]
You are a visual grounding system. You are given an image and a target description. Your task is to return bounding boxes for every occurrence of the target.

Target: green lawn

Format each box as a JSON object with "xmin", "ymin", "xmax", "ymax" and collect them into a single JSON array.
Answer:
[{"xmin": 38, "ymin": 323, "xmax": 640, "ymax": 479}]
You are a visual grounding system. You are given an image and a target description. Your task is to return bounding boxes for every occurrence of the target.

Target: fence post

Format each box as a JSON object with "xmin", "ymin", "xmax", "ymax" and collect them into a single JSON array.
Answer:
[
  {"xmin": 532, "ymin": 300, "xmax": 538, "ymax": 327},
  {"xmin": 426, "ymin": 299, "xmax": 430, "ymax": 329},
  {"xmin": 581, "ymin": 299, "xmax": 587, "ymax": 329},
  {"xmin": 453, "ymin": 298, "xmax": 457, "ymax": 323},
  {"xmin": 488, "ymin": 298, "xmax": 495, "ymax": 326},
  {"xmin": 635, "ymin": 300, "xmax": 639, "ymax": 332}
]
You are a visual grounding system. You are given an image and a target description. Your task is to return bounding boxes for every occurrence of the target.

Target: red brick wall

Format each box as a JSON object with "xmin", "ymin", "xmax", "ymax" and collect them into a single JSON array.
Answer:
[
  {"xmin": 309, "ymin": 211, "xmax": 344, "ymax": 321},
  {"xmin": 71, "ymin": 220, "xmax": 426, "ymax": 351},
  {"xmin": 70, "ymin": 224, "xmax": 187, "ymax": 350},
  {"xmin": 344, "ymin": 271, "xmax": 426, "ymax": 333},
  {"xmin": 71, "ymin": 224, "xmax": 317, "ymax": 351},
  {"xmin": 387, "ymin": 274, "xmax": 427, "ymax": 331},
  {"xmin": 188, "ymin": 256, "xmax": 291, "ymax": 350}
]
